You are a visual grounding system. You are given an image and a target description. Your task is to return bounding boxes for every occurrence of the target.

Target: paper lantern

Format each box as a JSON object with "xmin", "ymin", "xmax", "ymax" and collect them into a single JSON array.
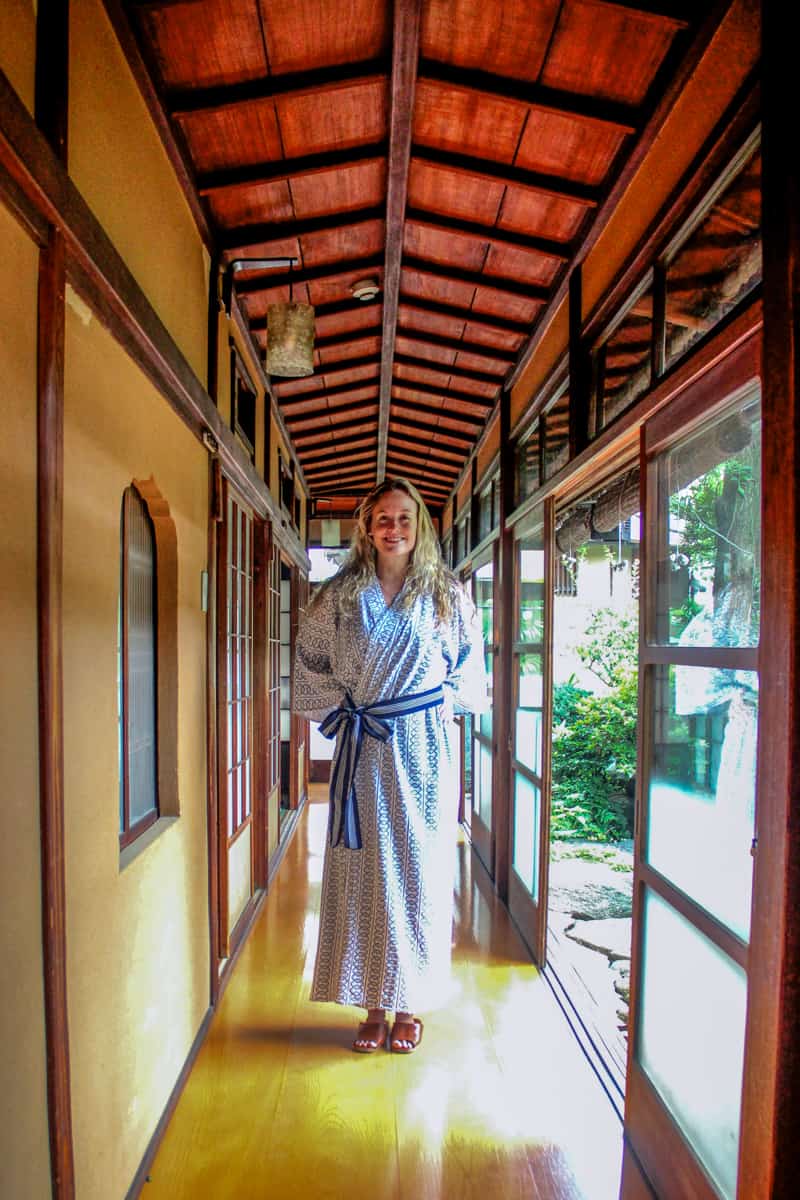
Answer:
[{"xmin": 266, "ymin": 301, "xmax": 315, "ymax": 377}]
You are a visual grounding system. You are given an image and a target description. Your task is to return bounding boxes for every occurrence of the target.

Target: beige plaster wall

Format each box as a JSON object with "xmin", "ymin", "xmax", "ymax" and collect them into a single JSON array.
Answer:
[
  {"xmin": 63, "ymin": 306, "xmax": 210, "ymax": 1200},
  {"xmin": 0, "ymin": 201, "xmax": 52, "ymax": 1200},
  {"xmin": 0, "ymin": 0, "xmax": 36, "ymax": 113},
  {"xmin": 68, "ymin": 0, "xmax": 208, "ymax": 384},
  {"xmin": 228, "ymin": 825, "xmax": 252, "ymax": 932}
]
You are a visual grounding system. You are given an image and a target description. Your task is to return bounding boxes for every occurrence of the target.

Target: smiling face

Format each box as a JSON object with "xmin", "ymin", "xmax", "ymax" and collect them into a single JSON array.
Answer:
[{"xmin": 368, "ymin": 489, "xmax": 418, "ymax": 569}]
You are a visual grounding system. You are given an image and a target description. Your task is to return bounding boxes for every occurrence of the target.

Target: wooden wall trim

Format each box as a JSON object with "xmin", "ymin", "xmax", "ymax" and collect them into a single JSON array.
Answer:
[
  {"xmin": 38, "ymin": 220, "xmax": 75, "ymax": 1200},
  {"xmin": 205, "ymin": 462, "xmax": 221, "ymax": 1004},
  {"xmin": 35, "ymin": 3, "xmax": 75, "ymax": 1194},
  {"xmin": 0, "ymin": 65, "xmax": 310, "ymax": 567}
]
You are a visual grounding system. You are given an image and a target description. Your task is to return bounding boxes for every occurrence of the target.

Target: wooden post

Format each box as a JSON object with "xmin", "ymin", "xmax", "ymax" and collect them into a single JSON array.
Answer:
[
  {"xmin": 35, "ymin": 1, "xmax": 75, "ymax": 1195},
  {"xmin": 493, "ymin": 389, "xmax": 515, "ymax": 902}
]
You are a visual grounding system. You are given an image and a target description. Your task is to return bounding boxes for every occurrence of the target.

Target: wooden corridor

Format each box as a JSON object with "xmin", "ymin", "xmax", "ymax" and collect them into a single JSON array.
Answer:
[{"xmin": 143, "ymin": 793, "xmax": 623, "ymax": 1200}]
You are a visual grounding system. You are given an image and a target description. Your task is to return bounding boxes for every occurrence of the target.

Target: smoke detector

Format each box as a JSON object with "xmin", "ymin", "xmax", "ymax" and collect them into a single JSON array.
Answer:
[{"xmin": 351, "ymin": 278, "xmax": 380, "ymax": 302}]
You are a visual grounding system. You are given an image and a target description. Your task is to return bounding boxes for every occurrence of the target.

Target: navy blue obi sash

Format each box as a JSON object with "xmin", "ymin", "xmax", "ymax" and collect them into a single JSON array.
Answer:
[{"xmin": 319, "ymin": 684, "xmax": 445, "ymax": 849}]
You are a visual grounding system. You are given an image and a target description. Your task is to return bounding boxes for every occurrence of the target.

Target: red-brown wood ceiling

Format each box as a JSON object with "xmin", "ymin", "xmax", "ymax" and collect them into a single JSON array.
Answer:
[{"xmin": 127, "ymin": 0, "xmax": 707, "ymax": 513}]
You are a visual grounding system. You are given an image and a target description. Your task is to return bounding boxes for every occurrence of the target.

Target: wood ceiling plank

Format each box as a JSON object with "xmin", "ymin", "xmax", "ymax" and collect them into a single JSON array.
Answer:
[
  {"xmin": 177, "ymin": 102, "xmax": 284, "ymax": 175},
  {"xmin": 289, "ymin": 407, "xmax": 378, "ymax": 434},
  {"xmin": 541, "ymin": 0, "xmax": 683, "ymax": 106},
  {"xmin": 471, "ymin": 287, "xmax": 543, "ymax": 325},
  {"xmin": 208, "ymin": 179, "xmax": 295, "ymax": 232},
  {"xmin": 394, "ymin": 328, "xmax": 514, "ymax": 365},
  {"xmin": 412, "ymin": 145, "xmax": 600, "ymax": 208},
  {"xmin": 394, "ymin": 352, "xmax": 504, "ymax": 386},
  {"xmin": 420, "ymin": 0, "xmax": 560, "ymax": 85},
  {"xmin": 300, "ymin": 219, "xmax": 386, "ymax": 269},
  {"xmin": 318, "ymin": 336, "xmax": 383, "ymax": 366},
  {"xmin": 404, "ymin": 221, "xmax": 488, "ymax": 275},
  {"xmin": 398, "ymin": 296, "xmax": 529, "ymax": 336},
  {"xmin": 408, "ymin": 160, "xmax": 504, "ymax": 226},
  {"xmin": 256, "ymin": 0, "xmax": 390, "ymax": 76},
  {"xmin": 391, "ymin": 379, "xmax": 495, "ymax": 412},
  {"xmin": 278, "ymin": 378, "xmax": 380, "ymax": 407},
  {"xmin": 483, "ymin": 242, "xmax": 562, "ymax": 289},
  {"xmin": 376, "ymin": 0, "xmax": 424, "ymax": 483},
  {"xmin": 461, "ymin": 321, "xmax": 525, "ymax": 353},
  {"xmin": 220, "ymin": 205, "xmax": 383, "ymax": 253},
  {"xmin": 414, "ymin": 79, "xmax": 527, "ymax": 166},
  {"xmin": 403, "ymin": 255, "xmax": 550, "ymax": 301},
  {"xmin": 311, "ymin": 302, "xmax": 383, "ymax": 338},
  {"xmin": 417, "ymin": 57, "xmax": 640, "ymax": 131},
  {"xmin": 167, "ymin": 57, "xmax": 389, "ymax": 117},
  {"xmin": 515, "ymin": 107, "xmax": 629, "ymax": 188},
  {"xmin": 388, "ymin": 435, "xmax": 465, "ymax": 466},
  {"xmin": 401, "ymin": 266, "xmax": 476, "ymax": 311},
  {"xmin": 389, "ymin": 416, "xmax": 475, "ymax": 448},
  {"xmin": 305, "ymin": 452, "xmax": 376, "ymax": 477},
  {"xmin": 497, "ymin": 184, "xmax": 591, "ymax": 243},
  {"xmin": 197, "ymin": 141, "xmax": 387, "ymax": 196},
  {"xmin": 300, "ymin": 435, "xmax": 375, "ymax": 461},
  {"xmin": 275, "ymin": 79, "xmax": 389, "ymax": 159},
  {"xmin": 290, "ymin": 158, "xmax": 387, "ymax": 220},
  {"xmin": 406, "ymin": 208, "xmax": 570, "ymax": 262},
  {"xmin": 235, "ymin": 251, "xmax": 384, "ymax": 297},
  {"xmin": 136, "ymin": 0, "xmax": 268, "ymax": 90}
]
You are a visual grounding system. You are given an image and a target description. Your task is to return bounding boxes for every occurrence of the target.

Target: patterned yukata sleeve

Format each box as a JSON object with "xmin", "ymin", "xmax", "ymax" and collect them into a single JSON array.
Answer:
[
  {"xmin": 292, "ymin": 583, "xmax": 346, "ymax": 722},
  {"xmin": 443, "ymin": 583, "xmax": 490, "ymax": 715}
]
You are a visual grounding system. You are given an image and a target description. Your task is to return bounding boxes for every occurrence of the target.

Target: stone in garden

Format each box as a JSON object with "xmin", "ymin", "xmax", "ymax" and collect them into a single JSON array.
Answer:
[{"xmin": 565, "ymin": 916, "xmax": 632, "ymax": 962}]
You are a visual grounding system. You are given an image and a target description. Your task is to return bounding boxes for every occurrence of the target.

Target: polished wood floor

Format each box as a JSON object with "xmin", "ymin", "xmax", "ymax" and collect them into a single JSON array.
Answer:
[{"xmin": 144, "ymin": 792, "xmax": 622, "ymax": 1199}]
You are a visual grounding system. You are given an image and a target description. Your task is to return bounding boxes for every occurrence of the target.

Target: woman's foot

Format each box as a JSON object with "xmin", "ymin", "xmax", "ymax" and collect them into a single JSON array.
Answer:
[
  {"xmin": 353, "ymin": 1008, "xmax": 389, "ymax": 1053},
  {"xmin": 390, "ymin": 1012, "xmax": 424, "ymax": 1054}
]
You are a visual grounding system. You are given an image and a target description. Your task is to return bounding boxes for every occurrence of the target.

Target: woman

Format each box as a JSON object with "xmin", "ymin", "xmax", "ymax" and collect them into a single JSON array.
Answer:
[{"xmin": 293, "ymin": 478, "xmax": 488, "ymax": 1054}]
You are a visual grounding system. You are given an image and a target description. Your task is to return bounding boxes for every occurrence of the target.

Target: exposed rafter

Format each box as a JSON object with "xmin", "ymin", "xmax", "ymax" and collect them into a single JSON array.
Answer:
[
  {"xmin": 411, "ymin": 145, "xmax": 600, "ymax": 208},
  {"xmin": 318, "ymin": 323, "xmax": 514, "ymax": 365},
  {"xmin": 167, "ymin": 57, "xmax": 390, "ymax": 118},
  {"xmin": 376, "ymin": 0, "xmax": 423, "ymax": 483},
  {"xmin": 196, "ymin": 141, "xmax": 388, "ymax": 197},
  {"xmin": 220, "ymin": 206, "xmax": 384, "ymax": 254}
]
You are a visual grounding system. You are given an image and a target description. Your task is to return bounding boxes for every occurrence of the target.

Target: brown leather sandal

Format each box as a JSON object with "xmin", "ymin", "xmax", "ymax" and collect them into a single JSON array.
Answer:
[
  {"xmin": 353, "ymin": 1019, "xmax": 389, "ymax": 1053},
  {"xmin": 390, "ymin": 1018, "xmax": 424, "ymax": 1054}
]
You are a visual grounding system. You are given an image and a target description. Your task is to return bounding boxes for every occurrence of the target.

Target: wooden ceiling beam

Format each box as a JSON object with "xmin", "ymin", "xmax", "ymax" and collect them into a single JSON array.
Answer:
[
  {"xmin": 235, "ymin": 252, "xmax": 384, "ymax": 297},
  {"xmin": 392, "ymin": 378, "xmax": 495, "ymax": 410},
  {"xmin": 319, "ymin": 322, "xmax": 514, "ymax": 365},
  {"xmin": 291, "ymin": 415, "xmax": 380, "ymax": 443},
  {"xmin": 304, "ymin": 453, "xmax": 377, "ymax": 477},
  {"xmin": 402, "ymin": 255, "xmax": 550, "ymax": 302},
  {"xmin": 406, "ymin": 208, "xmax": 570, "ymax": 262},
  {"xmin": 387, "ymin": 431, "xmax": 465, "ymax": 461},
  {"xmin": 221, "ymin": 205, "xmax": 385, "ymax": 255},
  {"xmin": 397, "ymin": 295, "xmax": 529, "ymax": 335},
  {"xmin": 394, "ymin": 352, "xmax": 504, "ymax": 386},
  {"xmin": 417, "ymin": 58, "xmax": 640, "ymax": 133},
  {"xmin": 278, "ymin": 379, "xmax": 380, "ymax": 409},
  {"xmin": 300, "ymin": 435, "xmax": 375, "ymax": 462},
  {"xmin": 167, "ymin": 57, "xmax": 390, "ymax": 118},
  {"xmin": 389, "ymin": 416, "xmax": 475, "ymax": 447},
  {"xmin": 197, "ymin": 141, "xmax": 388, "ymax": 197},
  {"xmin": 376, "ymin": 0, "xmax": 424, "ymax": 484},
  {"xmin": 412, "ymin": 145, "xmax": 600, "ymax": 208}
]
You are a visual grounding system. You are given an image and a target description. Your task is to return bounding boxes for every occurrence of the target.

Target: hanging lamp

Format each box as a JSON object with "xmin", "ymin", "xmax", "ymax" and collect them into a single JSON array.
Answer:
[{"xmin": 266, "ymin": 262, "xmax": 315, "ymax": 377}]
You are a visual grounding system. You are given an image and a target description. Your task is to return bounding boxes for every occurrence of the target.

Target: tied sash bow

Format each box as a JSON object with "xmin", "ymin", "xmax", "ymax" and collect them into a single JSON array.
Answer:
[{"xmin": 319, "ymin": 685, "xmax": 445, "ymax": 849}]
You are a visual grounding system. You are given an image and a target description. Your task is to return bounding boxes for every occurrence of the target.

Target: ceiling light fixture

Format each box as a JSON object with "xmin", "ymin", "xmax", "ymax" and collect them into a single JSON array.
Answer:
[{"xmin": 351, "ymin": 278, "xmax": 380, "ymax": 302}]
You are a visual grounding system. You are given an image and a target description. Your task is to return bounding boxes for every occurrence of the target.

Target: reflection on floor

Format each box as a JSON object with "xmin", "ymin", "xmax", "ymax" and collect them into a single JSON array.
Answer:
[{"xmin": 144, "ymin": 790, "xmax": 623, "ymax": 1199}]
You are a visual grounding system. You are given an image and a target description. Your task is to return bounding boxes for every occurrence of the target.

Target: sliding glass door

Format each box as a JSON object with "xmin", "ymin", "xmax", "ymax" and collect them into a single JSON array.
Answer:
[
  {"xmin": 623, "ymin": 369, "xmax": 761, "ymax": 1199},
  {"xmin": 507, "ymin": 504, "xmax": 552, "ymax": 960}
]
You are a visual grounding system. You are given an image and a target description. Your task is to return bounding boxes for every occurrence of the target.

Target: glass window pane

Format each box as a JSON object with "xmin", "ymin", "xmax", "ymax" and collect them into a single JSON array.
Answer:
[
  {"xmin": 515, "ymin": 423, "xmax": 540, "ymax": 505},
  {"xmin": 463, "ymin": 713, "xmax": 474, "ymax": 813},
  {"xmin": 648, "ymin": 664, "xmax": 756, "ymax": 939},
  {"xmin": 518, "ymin": 528, "xmax": 545, "ymax": 643},
  {"xmin": 543, "ymin": 391, "xmax": 569, "ymax": 478},
  {"xmin": 480, "ymin": 650, "xmax": 493, "ymax": 737},
  {"xmin": 596, "ymin": 286, "xmax": 653, "ymax": 429},
  {"xmin": 516, "ymin": 654, "xmax": 543, "ymax": 775},
  {"xmin": 665, "ymin": 146, "xmax": 761, "ymax": 371},
  {"xmin": 513, "ymin": 773, "xmax": 540, "ymax": 897},
  {"xmin": 656, "ymin": 391, "xmax": 761, "ymax": 646},
  {"xmin": 639, "ymin": 889, "xmax": 746, "ymax": 1200},
  {"xmin": 479, "ymin": 742, "xmax": 493, "ymax": 829}
]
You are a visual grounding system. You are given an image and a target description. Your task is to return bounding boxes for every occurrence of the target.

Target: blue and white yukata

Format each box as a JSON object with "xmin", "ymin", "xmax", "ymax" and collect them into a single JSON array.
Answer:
[{"xmin": 293, "ymin": 576, "xmax": 488, "ymax": 1012}]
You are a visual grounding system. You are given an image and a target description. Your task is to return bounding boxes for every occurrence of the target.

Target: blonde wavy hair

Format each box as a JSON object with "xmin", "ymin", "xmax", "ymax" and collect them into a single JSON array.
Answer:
[{"xmin": 312, "ymin": 478, "xmax": 458, "ymax": 622}]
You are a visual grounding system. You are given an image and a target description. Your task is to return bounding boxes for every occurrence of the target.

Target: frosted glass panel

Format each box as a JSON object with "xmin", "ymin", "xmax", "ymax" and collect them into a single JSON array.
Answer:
[
  {"xmin": 516, "ymin": 654, "xmax": 543, "ymax": 775},
  {"xmin": 478, "ymin": 742, "xmax": 493, "ymax": 828},
  {"xmin": 639, "ymin": 891, "xmax": 746, "ymax": 1200},
  {"xmin": 513, "ymin": 773, "xmax": 540, "ymax": 896},
  {"xmin": 648, "ymin": 665, "xmax": 756, "ymax": 939}
]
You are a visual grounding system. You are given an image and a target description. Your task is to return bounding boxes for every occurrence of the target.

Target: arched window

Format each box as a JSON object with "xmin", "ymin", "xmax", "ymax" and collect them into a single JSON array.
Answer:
[{"xmin": 119, "ymin": 485, "xmax": 159, "ymax": 846}]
